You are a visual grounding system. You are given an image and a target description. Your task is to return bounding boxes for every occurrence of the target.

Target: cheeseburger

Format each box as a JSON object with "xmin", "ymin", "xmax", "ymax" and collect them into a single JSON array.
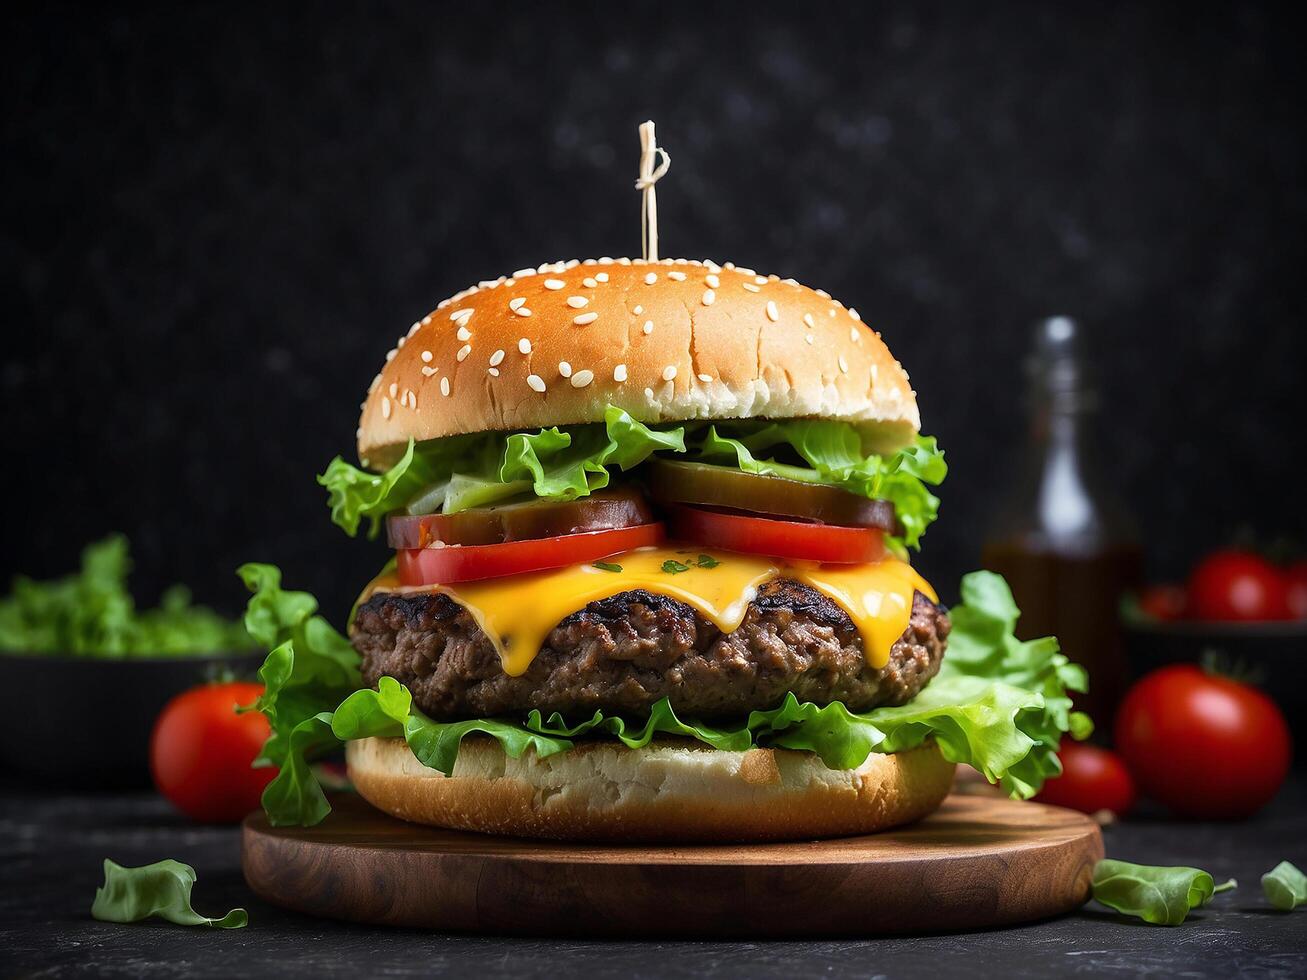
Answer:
[{"xmin": 242, "ymin": 136, "xmax": 1086, "ymax": 843}]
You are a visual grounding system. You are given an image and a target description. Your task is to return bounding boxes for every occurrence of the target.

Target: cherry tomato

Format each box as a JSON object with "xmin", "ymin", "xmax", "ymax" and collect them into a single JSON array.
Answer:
[
  {"xmin": 397, "ymin": 522, "xmax": 664, "ymax": 586},
  {"xmin": 150, "ymin": 681, "xmax": 276, "ymax": 823},
  {"xmin": 1115, "ymin": 665, "xmax": 1291, "ymax": 819},
  {"xmin": 1137, "ymin": 584, "xmax": 1187, "ymax": 622},
  {"xmin": 1284, "ymin": 561, "xmax": 1307, "ymax": 620},
  {"xmin": 1186, "ymin": 549, "xmax": 1290, "ymax": 621},
  {"xmin": 668, "ymin": 505, "xmax": 886, "ymax": 564},
  {"xmin": 1035, "ymin": 742, "xmax": 1135, "ymax": 816}
]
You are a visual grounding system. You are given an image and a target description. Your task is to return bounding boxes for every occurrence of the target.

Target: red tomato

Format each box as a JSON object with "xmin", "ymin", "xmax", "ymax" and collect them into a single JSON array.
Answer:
[
  {"xmin": 1035, "ymin": 742, "xmax": 1135, "ymax": 816},
  {"xmin": 150, "ymin": 682, "xmax": 276, "ymax": 823},
  {"xmin": 1186, "ymin": 550, "xmax": 1290, "ymax": 621},
  {"xmin": 397, "ymin": 522, "xmax": 664, "ymax": 585},
  {"xmin": 1115, "ymin": 665, "xmax": 1291, "ymax": 819},
  {"xmin": 1137, "ymin": 584, "xmax": 1187, "ymax": 622},
  {"xmin": 1284, "ymin": 561, "xmax": 1307, "ymax": 620},
  {"xmin": 669, "ymin": 506, "xmax": 886, "ymax": 564}
]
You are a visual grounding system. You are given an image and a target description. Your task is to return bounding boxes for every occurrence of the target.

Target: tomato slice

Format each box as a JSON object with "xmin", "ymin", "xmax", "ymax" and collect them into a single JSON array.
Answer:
[
  {"xmin": 396, "ymin": 522, "xmax": 665, "ymax": 585},
  {"xmin": 669, "ymin": 505, "xmax": 885, "ymax": 564}
]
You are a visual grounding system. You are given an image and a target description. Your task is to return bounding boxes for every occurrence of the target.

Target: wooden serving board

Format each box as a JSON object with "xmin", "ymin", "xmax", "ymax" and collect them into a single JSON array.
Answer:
[{"xmin": 243, "ymin": 793, "xmax": 1101, "ymax": 936}]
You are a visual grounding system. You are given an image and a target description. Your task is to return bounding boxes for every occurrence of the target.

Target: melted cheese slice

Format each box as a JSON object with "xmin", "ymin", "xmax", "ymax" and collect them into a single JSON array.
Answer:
[{"xmin": 360, "ymin": 546, "xmax": 935, "ymax": 677}]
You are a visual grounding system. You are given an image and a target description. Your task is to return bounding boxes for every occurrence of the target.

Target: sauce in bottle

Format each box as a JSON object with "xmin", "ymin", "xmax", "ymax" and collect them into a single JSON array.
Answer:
[{"xmin": 982, "ymin": 316, "xmax": 1141, "ymax": 729}]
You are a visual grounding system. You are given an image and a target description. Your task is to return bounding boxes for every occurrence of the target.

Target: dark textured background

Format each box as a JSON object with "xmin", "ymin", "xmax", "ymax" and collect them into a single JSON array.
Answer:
[{"xmin": 4, "ymin": 1, "xmax": 1305, "ymax": 619}]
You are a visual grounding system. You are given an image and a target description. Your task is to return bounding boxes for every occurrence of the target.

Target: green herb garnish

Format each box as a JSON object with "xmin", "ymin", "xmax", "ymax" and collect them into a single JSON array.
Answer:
[
  {"xmin": 91, "ymin": 859, "xmax": 247, "ymax": 929},
  {"xmin": 1262, "ymin": 861, "xmax": 1307, "ymax": 911},
  {"xmin": 661, "ymin": 560, "xmax": 691, "ymax": 574},
  {"xmin": 592, "ymin": 562, "xmax": 623, "ymax": 573},
  {"xmin": 695, "ymin": 554, "xmax": 721, "ymax": 569},
  {"xmin": 1092, "ymin": 859, "xmax": 1236, "ymax": 925}
]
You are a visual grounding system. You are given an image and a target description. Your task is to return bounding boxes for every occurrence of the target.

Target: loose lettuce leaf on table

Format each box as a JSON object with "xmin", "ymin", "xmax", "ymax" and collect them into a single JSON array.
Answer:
[
  {"xmin": 1092, "ymin": 860, "xmax": 1236, "ymax": 926},
  {"xmin": 1262, "ymin": 861, "xmax": 1307, "ymax": 912},
  {"xmin": 91, "ymin": 859, "xmax": 247, "ymax": 929}
]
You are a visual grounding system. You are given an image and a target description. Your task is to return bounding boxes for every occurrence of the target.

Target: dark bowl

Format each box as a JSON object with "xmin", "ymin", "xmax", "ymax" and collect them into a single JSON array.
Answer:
[
  {"xmin": 1124, "ymin": 619, "xmax": 1307, "ymax": 756},
  {"xmin": 0, "ymin": 649, "xmax": 265, "ymax": 790}
]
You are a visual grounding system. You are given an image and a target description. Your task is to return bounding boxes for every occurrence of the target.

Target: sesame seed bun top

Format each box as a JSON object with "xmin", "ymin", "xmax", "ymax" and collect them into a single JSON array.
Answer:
[{"xmin": 358, "ymin": 257, "xmax": 920, "ymax": 468}]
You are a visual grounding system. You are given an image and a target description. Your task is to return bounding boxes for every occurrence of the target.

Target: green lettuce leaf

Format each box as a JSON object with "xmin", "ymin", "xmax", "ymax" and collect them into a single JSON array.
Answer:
[
  {"xmin": 1092, "ymin": 860, "xmax": 1237, "ymax": 925},
  {"xmin": 317, "ymin": 407, "xmax": 686, "ymax": 537},
  {"xmin": 91, "ymin": 859, "xmax": 247, "ymax": 929},
  {"xmin": 247, "ymin": 566, "xmax": 1085, "ymax": 827},
  {"xmin": 688, "ymin": 423, "xmax": 946, "ymax": 549},
  {"xmin": 0, "ymin": 536, "xmax": 250, "ymax": 657},
  {"xmin": 237, "ymin": 563, "xmax": 362, "ymax": 825}
]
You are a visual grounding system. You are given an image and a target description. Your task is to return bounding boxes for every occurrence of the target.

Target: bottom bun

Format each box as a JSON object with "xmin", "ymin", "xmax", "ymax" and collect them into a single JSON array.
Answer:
[{"xmin": 346, "ymin": 736, "xmax": 955, "ymax": 842}]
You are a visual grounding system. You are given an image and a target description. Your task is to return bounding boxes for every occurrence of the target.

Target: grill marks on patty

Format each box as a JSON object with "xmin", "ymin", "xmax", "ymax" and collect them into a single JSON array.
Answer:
[{"xmin": 352, "ymin": 581, "xmax": 950, "ymax": 721}]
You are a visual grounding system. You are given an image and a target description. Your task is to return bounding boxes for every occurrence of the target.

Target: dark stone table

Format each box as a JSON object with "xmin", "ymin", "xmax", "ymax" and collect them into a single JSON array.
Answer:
[{"xmin": 3, "ymin": 779, "xmax": 1304, "ymax": 979}]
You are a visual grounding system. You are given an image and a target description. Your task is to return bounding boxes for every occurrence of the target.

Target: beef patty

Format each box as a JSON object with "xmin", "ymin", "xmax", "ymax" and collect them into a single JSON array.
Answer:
[{"xmin": 352, "ymin": 580, "xmax": 950, "ymax": 721}]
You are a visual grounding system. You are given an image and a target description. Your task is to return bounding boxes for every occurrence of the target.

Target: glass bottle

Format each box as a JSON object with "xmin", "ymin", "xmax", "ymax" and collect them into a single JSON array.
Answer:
[{"xmin": 981, "ymin": 316, "xmax": 1142, "ymax": 730}]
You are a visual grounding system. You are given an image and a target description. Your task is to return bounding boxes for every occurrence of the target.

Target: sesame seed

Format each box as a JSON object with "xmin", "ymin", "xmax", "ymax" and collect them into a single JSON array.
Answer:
[
  {"xmin": 489, "ymin": 349, "xmax": 505, "ymax": 367},
  {"xmin": 384, "ymin": 349, "xmax": 396, "ymax": 362},
  {"xmin": 643, "ymin": 320, "xmax": 654, "ymax": 335},
  {"xmin": 633, "ymin": 304, "xmax": 644, "ymax": 314},
  {"xmin": 421, "ymin": 314, "xmax": 432, "ymax": 325},
  {"xmin": 803, "ymin": 313, "xmax": 816, "ymax": 329},
  {"xmin": 705, "ymin": 273, "xmax": 720, "ymax": 288},
  {"xmin": 697, "ymin": 373, "xmax": 713, "ymax": 382},
  {"xmin": 828, "ymin": 308, "xmax": 837, "ymax": 317},
  {"xmin": 583, "ymin": 277, "xmax": 598, "ymax": 288},
  {"xmin": 613, "ymin": 364, "xmax": 628, "ymax": 382},
  {"xmin": 514, "ymin": 306, "xmax": 532, "ymax": 318},
  {"xmin": 388, "ymin": 382, "xmax": 398, "ymax": 398},
  {"xmin": 662, "ymin": 365, "xmax": 678, "ymax": 381},
  {"xmin": 644, "ymin": 387, "xmax": 655, "ymax": 399},
  {"xmin": 404, "ymin": 389, "xmax": 416, "ymax": 408},
  {"xmin": 381, "ymin": 396, "xmax": 392, "ymax": 419},
  {"xmin": 518, "ymin": 338, "xmax": 532, "ymax": 354},
  {"xmin": 849, "ymin": 307, "xmax": 861, "ymax": 321},
  {"xmin": 737, "ymin": 267, "xmax": 756, "ymax": 276},
  {"xmin": 838, "ymin": 356, "xmax": 849, "ymax": 374},
  {"xmin": 755, "ymin": 276, "xmax": 767, "ymax": 285},
  {"xmin": 573, "ymin": 312, "xmax": 599, "ymax": 325},
  {"xmin": 596, "ymin": 272, "xmax": 609, "ymax": 282},
  {"xmin": 457, "ymin": 344, "xmax": 471, "ymax": 362},
  {"xmin": 421, "ymin": 366, "xmax": 437, "ymax": 377},
  {"xmin": 420, "ymin": 350, "xmax": 433, "ymax": 363},
  {"xmin": 782, "ymin": 278, "xmax": 799, "ymax": 287},
  {"xmin": 644, "ymin": 272, "xmax": 657, "ymax": 285},
  {"xmin": 368, "ymin": 373, "xmax": 381, "ymax": 393},
  {"xmin": 558, "ymin": 361, "xmax": 572, "ymax": 378},
  {"xmin": 765, "ymin": 301, "xmax": 779, "ymax": 322},
  {"xmin": 667, "ymin": 271, "xmax": 687, "ymax": 282},
  {"xmin": 509, "ymin": 297, "xmax": 526, "ymax": 311},
  {"xmin": 742, "ymin": 282, "xmax": 761, "ymax": 293},
  {"xmin": 512, "ymin": 268, "xmax": 535, "ymax": 279},
  {"xmin": 543, "ymin": 278, "xmax": 566, "ymax": 290},
  {"xmin": 570, "ymin": 369, "xmax": 594, "ymax": 388},
  {"xmin": 395, "ymin": 335, "xmax": 406, "ymax": 349},
  {"xmin": 488, "ymin": 367, "xmax": 500, "ymax": 377},
  {"xmin": 566, "ymin": 296, "xmax": 589, "ymax": 308},
  {"xmin": 440, "ymin": 377, "xmax": 451, "ymax": 396},
  {"xmin": 850, "ymin": 326, "xmax": 861, "ymax": 343},
  {"xmin": 408, "ymin": 322, "xmax": 422, "ymax": 337},
  {"xmin": 815, "ymin": 288, "xmax": 831, "ymax": 299},
  {"xmin": 805, "ymin": 334, "xmax": 815, "ymax": 345},
  {"xmin": 450, "ymin": 308, "xmax": 473, "ymax": 323},
  {"xmin": 871, "ymin": 364, "xmax": 879, "ymax": 382},
  {"xmin": 527, "ymin": 374, "xmax": 546, "ymax": 393},
  {"xmin": 702, "ymin": 289, "xmax": 716, "ymax": 306},
  {"xmin": 457, "ymin": 325, "xmax": 471, "ymax": 342}
]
